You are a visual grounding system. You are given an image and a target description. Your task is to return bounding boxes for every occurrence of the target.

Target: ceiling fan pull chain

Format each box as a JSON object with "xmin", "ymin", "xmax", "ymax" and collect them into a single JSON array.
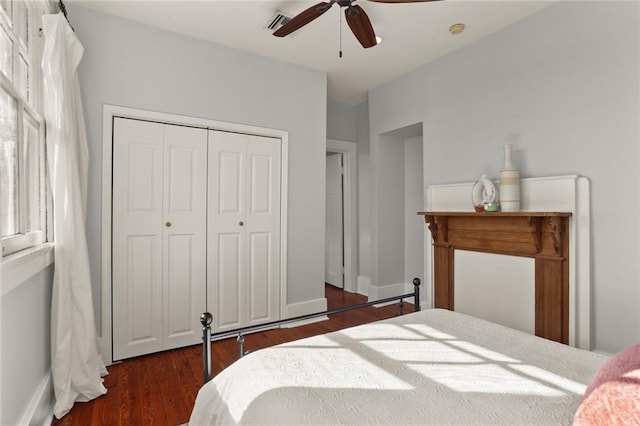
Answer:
[{"xmin": 339, "ymin": 7, "xmax": 343, "ymax": 58}]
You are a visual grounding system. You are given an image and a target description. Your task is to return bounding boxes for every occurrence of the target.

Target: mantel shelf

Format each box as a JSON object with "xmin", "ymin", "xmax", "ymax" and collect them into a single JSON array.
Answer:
[
  {"xmin": 418, "ymin": 211, "xmax": 572, "ymax": 217},
  {"xmin": 418, "ymin": 211, "xmax": 572, "ymax": 258},
  {"xmin": 418, "ymin": 210, "xmax": 571, "ymax": 344}
]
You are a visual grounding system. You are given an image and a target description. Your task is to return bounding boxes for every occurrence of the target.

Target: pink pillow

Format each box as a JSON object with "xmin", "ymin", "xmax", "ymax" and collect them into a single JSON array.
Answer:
[{"xmin": 574, "ymin": 343, "xmax": 640, "ymax": 425}]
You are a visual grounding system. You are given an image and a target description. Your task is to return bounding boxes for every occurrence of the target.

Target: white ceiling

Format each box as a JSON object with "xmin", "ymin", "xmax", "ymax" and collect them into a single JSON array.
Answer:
[{"xmin": 68, "ymin": 0, "xmax": 554, "ymax": 105}]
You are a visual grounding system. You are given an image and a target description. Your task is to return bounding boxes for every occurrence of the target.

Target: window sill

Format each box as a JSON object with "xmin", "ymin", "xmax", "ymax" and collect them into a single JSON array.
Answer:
[{"xmin": 1, "ymin": 243, "xmax": 54, "ymax": 298}]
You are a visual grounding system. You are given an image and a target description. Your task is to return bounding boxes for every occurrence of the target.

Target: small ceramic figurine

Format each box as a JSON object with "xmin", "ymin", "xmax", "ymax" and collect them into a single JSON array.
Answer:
[{"xmin": 472, "ymin": 174, "xmax": 497, "ymax": 212}]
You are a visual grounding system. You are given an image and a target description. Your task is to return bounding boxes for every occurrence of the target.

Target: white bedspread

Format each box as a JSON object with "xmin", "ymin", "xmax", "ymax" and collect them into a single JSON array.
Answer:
[{"xmin": 189, "ymin": 309, "xmax": 607, "ymax": 425}]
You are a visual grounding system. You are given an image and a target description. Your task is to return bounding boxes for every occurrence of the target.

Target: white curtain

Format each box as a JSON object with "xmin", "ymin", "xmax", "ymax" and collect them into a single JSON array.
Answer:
[{"xmin": 41, "ymin": 13, "xmax": 107, "ymax": 419}]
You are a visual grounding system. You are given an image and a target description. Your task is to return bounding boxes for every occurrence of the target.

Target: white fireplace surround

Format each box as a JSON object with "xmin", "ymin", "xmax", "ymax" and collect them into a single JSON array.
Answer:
[{"xmin": 424, "ymin": 175, "xmax": 590, "ymax": 349}]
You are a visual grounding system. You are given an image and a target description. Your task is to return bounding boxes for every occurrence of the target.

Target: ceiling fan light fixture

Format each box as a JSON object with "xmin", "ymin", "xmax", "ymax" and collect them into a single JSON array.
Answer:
[
  {"xmin": 375, "ymin": 35, "xmax": 383, "ymax": 44},
  {"xmin": 273, "ymin": 0, "xmax": 440, "ymax": 48},
  {"xmin": 449, "ymin": 23, "xmax": 465, "ymax": 35}
]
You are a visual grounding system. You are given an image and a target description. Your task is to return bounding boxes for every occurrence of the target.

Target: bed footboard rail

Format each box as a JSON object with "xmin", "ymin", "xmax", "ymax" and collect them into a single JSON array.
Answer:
[{"xmin": 200, "ymin": 278, "xmax": 421, "ymax": 383}]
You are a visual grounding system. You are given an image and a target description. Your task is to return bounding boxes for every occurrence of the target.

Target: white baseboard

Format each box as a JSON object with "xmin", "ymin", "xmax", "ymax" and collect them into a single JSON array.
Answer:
[
  {"xmin": 357, "ymin": 276, "xmax": 370, "ymax": 296},
  {"xmin": 367, "ymin": 282, "xmax": 406, "ymax": 302},
  {"xmin": 19, "ymin": 372, "xmax": 54, "ymax": 426},
  {"xmin": 286, "ymin": 297, "xmax": 327, "ymax": 317},
  {"xmin": 282, "ymin": 297, "xmax": 328, "ymax": 328}
]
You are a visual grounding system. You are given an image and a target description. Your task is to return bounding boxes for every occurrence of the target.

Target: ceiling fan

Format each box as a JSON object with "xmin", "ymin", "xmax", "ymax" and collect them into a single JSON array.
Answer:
[{"xmin": 273, "ymin": 0, "xmax": 442, "ymax": 49}]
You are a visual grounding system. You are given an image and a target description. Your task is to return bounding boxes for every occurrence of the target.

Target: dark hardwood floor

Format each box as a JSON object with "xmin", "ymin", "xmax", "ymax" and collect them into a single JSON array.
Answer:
[{"xmin": 52, "ymin": 284, "xmax": 413, "ymax": 425}]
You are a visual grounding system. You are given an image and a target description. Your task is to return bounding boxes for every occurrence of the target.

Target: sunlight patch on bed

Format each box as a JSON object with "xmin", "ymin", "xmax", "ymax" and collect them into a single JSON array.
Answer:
[
  {"xmin": 448, "ymin": 340, "xmax": 520, "ymax": 363},
  {"xmin": 510, "ymin": 364, "xmax": 586, "ymax": 395},
  {"xmin": 407, "ymin": 363, "xmax": 567, "ymax": 396},
  {"xmin": 218, "ymin": 346, "xmax": 413, "ymax": 422},
  {"xmin": 359, "ymin": 339, "xmax": 484, "ymax": 363},
  {"xmin": 402, "ymin": 323, "xmax": 458, "ymax": 340},
  {"xmin": 340, "ymin": 323, "xmax": 456, "ymax": 341}
]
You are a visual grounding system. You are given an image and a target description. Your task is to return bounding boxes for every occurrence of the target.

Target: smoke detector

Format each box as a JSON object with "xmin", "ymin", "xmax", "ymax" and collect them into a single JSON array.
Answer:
[{"xmin": 449, "ymin": 23, "xmax": 465, "ymax": 35}]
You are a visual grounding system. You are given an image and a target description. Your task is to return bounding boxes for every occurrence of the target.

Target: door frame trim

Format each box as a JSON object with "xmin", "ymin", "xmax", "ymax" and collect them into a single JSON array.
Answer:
[
  {"xmin": 326, "ymin": 139, "xmax": 357, "ymax": 294},
  {"xmin": 325, "ymin": 152, "xmax": 344, "ymax": 288},
  {"xmin": 100, "ymin": 104, "xmax": 289, "ymax": 365}
]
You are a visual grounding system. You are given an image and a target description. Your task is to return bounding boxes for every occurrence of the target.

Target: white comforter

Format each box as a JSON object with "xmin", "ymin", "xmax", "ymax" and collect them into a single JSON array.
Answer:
[{"xmin": 189, "ymin": 309, "xmax": 607, "ymax": 425}]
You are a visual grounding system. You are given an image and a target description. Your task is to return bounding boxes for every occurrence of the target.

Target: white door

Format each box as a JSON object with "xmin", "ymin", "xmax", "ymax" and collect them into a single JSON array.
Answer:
[
  {"xmin": 162, "ymin": 125, "xmax": 207, "ymax": 350},
  {"xmin": 325, "ymin": 153, "xmax": 344, "ymax": 288},
  {"xmin": 113, "ymin": 118, "xmax": 164, "ymax": 360},
  {"xmin": 208, "ymin": 130, "xmax": 281, "ymax": 332},
  {"xmin": 112, "ymin": 118, "xmax": 207, "ymax": 360}
]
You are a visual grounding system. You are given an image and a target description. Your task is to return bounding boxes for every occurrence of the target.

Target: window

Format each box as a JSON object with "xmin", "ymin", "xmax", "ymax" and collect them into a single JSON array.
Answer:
[{"xmin": 1, "ymin": 0, "xmax": 47, "ymax": 257}]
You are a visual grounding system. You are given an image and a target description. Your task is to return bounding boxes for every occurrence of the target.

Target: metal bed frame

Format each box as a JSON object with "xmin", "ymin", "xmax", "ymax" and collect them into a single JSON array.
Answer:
[{"xmin": 200, "ymin": 278, "xmax": 421, "ymax": 383}]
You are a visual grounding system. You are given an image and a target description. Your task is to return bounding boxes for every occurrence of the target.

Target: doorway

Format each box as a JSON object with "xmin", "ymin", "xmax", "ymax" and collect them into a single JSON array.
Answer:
[
  {"xmin": 325, "ymin": 152, "xmax": 344, "ymax": 288},
  {"xmin": 325, "ymin": 139, "xmax": 357, "ymax": 293},
  {"xmin": 370, "ymin": 123, "xmax": 424, "ymax": 300}
]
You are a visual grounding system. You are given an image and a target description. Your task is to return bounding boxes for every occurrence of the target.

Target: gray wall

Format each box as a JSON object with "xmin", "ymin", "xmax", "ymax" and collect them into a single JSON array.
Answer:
[
  {"xmin": 327, "ymin": 100, "xmax": 357, "ymax": 142},
  {"xmin": 404, "ymin": 136, "xmax": 424, "ymax": 286},
  {"xmin": 367, "ymin": 1, "xmax": 639, "ymax": 353},
  {"xmin": 376, "ymin": 135, "xmax": 406, "ymax": 286},
  {"xmin": 1, "ymin": 266, "xmax": 54, "ymax": 425},
  {"xmin": 356, "ymin": 101, "xmax": 371, "ymax": 284},
  {"xmin": 69, "ymin": 4, "xmax": 328, "ymax": 325}
]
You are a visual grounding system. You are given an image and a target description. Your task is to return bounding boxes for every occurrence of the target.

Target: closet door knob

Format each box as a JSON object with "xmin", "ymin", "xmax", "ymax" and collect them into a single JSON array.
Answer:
[
  {"xmin": 239, "ymin": 221, "xmax": 244, "ymax": 226},
  {"xmin": 165, "ymin": 222, "xmax": 172, "ymax": 227}
]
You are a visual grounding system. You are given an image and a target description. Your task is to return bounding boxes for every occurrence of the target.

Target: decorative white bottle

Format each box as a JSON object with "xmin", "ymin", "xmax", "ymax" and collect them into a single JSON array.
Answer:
[{"xmin": 499, "ymin": 144, "xmax": 520, "ymax": 212}]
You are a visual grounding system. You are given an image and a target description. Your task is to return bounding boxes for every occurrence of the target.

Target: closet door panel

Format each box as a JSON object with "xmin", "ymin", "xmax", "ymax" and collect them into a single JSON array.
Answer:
[
  {"xmin": 167, "ymin": 147, "xmax": 196, "ymax": 211},
  {"xmin": 216, "ymin": 233, "xmax": 244, "ymax": 328},
  {"xmin": 208, "ymin": 130, "xmax": 281, "ymax": 331},
  {"xmin": 248, "ymin": 232, "xmax": 271, "ymax": 322},
  {"xmin": 126, "ymin": 236, "xmax": 161, "ymax": 343},
  {"xmin": 218, "ymin": 151, "xmax": 243, "ymax": 215},
  {"xmin": 215, "ymin": 136, "xmax": 245, "ymax": 231},
  {"xmin": 112, "ymin": 118, "xmax": 164, "ymax": 360},
  {"xmin": 163, "ymin": 125, "xmax": 207, "ymax": 349},
  {"xmin": 249, "ymin": 154, "xmax": 272, "ymax": 214},
  {"xmin": 245, "ymin": 135, "xmax": 281, "ymax": 325},
  {"xmin": 209, "ymin": 130, "xmax": 246, "ymax": 330},
  {"xmin": 165, "ymin": 234, "xmax": 197, "ymax": 344}
]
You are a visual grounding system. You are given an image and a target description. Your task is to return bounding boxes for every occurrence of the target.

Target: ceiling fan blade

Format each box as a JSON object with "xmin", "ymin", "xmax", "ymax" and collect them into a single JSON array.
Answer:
[
  {"xmin": 273, "ymin": 2, "xmax": 333, "ymax": 37},
  {"xmin": 345, "ymin": 5, "xmax": 377, "ymax": 48},
  {"xmin": 367, "ymin": 0, "xmax": 441, "ymax": 3}
]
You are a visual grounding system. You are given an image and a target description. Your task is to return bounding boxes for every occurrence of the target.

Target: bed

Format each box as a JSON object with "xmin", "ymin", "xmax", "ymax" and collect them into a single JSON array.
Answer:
[{"xmin": 188, "ymin": 308, "xmax": 634, "ymax": 425}]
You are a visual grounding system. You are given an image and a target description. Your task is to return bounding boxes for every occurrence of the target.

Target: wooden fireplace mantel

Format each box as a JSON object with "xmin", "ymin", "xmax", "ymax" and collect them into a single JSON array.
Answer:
[{"xmin": 418, "ymin": 211, "xmax": 571, "ymax": 344}]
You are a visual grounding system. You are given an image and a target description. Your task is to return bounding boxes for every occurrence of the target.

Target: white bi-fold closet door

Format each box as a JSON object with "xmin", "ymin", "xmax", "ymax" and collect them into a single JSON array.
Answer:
[
  {"xmin": 112, "ymin": 118, "xmax": 207, "ymax": 360},
  {"xmin": 208, "ymin": 130, "xmax": 281, "ymax": 333},
  {"xmin": 112, "ymin": 118, "xmax": 282, "ymax": 360}
]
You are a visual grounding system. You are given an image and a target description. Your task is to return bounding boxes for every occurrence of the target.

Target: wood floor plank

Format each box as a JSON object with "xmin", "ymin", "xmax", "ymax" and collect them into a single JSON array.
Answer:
[
  {"xmin": 88, "ymin": 394, "xmax": 105, "ymax": 426},
  {"xmin": 145, "ymin": 355, "xmax": 168, "ymax": 425},
  {"xmin": 101, "ymin": 364, "xmax": 120, "ymax": 425},
  {"xmin": 117, "ymin": 362, "xmax": 130, "ymax": 426},
  {"xmin": 155, "ymin": 351, "xmax": 182, "ymax": 426},
  {"xmin": 52, "ymin": 285, "xmax": 414, "ymax": 425},
  {"xmin": 127, "ymin": 358, "xmax": 143, "ymax": 426}
]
